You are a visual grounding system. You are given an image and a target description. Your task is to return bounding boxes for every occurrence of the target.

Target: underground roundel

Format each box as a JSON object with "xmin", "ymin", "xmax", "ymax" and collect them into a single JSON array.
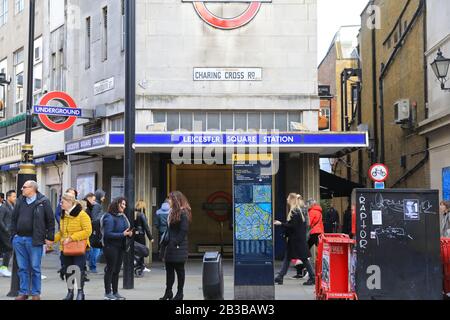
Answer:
[{"xmin": 183, "ymin": 0, "xmax": 271, "ymax": 30}]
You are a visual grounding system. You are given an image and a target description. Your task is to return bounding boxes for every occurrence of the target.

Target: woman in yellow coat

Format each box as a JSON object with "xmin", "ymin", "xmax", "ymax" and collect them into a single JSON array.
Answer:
[{"xmin": 54, "ymin": 193, "xmax": 92, "ymax": 300}]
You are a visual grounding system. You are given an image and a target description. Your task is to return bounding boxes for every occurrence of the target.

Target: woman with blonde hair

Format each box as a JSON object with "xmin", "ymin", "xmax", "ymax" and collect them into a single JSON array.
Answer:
[
  {"xmin": 54, "ymin": 193, "xmax": 92, "ymax": 300},
  {"xmin": 134, "ymin": 200, "xmax": 153, "ymax": 274},
  {"xmin": 274, "ymin": 193, "xmax": 315, "ymax": 286}
]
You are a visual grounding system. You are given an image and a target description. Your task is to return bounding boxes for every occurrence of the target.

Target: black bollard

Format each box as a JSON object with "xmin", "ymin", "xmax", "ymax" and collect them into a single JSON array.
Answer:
[{"xmin": 7, "ymin": 252, "xmax": 19, "ymax": 297}]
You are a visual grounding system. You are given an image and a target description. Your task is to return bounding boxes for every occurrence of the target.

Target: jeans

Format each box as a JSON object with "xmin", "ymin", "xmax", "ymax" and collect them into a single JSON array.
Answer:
[
  {"xmin": 278, "ymin": 252, "xmax": 315, "ymax": 280},
  {"xmin": 87, "ymin": 247, "xmax": 101, "ymax": 271},
  {"xmin": 12, "ymin": 236, "xmax": 43, "ymax": 296},
  {"xmin": 165, "ymin": 262, "xmax": 186, "ymax": 293},
  {"xmin": 61, "ymin": 254, "xmax": 87, "ymax": 289},
  {"xmin": 103, "ymin": 245, "xmax": 124, "ymax": 294}
]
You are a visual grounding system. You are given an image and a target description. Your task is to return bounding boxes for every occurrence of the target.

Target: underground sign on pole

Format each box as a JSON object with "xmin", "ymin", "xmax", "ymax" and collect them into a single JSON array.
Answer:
[{"xmin": 34, "ymin": 91, "xmax": 82, "ymax": 132}]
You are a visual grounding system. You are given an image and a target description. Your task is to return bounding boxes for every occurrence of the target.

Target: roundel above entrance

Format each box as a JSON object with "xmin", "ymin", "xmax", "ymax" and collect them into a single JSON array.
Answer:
[{"xmin": 184, "ymin": 0, "xmax": 271, "ymax": 30}]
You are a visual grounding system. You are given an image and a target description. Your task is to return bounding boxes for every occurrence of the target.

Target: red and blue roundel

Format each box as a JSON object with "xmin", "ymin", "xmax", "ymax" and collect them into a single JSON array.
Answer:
[{"xmin": 186, "ymin": 1, "xmax": 267, "ymax": 30}]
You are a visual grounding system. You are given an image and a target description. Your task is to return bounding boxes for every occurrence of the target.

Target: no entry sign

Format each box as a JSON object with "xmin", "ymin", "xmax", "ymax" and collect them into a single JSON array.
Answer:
[
  {"xmin": 34, "ymin": 91, "xmax": 81, "ymax": 132},
  {"xmin": 183, "ymin": 0, "xmax": 272, "ymax": 30}
]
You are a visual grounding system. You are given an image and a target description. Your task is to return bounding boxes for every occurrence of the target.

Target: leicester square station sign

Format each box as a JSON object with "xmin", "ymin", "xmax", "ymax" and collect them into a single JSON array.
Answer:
[{"xmin": 182, "ymin": 0, "xmax": 272, "ymax": 30}]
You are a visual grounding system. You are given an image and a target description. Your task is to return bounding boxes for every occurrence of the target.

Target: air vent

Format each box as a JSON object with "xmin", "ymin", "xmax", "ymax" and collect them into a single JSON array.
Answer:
[{"xmin": 83, "ymin": 120, "xmax": 102, "ymax": 137}]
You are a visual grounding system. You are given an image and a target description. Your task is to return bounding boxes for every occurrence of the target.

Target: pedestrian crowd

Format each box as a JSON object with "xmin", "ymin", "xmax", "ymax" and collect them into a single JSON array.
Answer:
[{"xmin": 0, "ymin": 180, "xmax": 191, "ymax": 301}]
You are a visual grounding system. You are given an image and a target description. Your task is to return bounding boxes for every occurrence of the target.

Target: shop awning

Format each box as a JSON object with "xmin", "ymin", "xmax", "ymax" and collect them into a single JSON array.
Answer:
[
  {"xmin": 320, "ymin": 170, "xmax": 365, "ymax": 199},
  {"xmin": 0, "ymin": 153, "xmax": 65, "ymax": 172}
]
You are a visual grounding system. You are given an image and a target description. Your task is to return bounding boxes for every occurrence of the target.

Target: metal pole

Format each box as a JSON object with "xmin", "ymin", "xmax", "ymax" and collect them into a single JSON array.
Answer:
[
  {"xmin": 123, "ymin": 0, "xmax": 136, "ymax": 290},
  {"xmin": 9, "ymin": 0, "xmax": 37, "ymax": 297}
]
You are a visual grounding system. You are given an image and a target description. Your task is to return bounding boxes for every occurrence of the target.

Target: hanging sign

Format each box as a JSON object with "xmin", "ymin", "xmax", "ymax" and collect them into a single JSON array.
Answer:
[{"xmin": 34, "ymin": 91, "xmax": 81, "ymax": 132}]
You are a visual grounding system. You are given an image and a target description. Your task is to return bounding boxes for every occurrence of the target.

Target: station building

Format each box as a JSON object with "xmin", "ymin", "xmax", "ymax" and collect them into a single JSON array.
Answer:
[{"xmin": 64, "ymin": 0, "xmax": 368, "ymax": 258}]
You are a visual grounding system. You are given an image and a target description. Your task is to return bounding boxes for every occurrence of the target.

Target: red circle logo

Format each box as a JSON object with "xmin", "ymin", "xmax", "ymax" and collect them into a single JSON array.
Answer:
[
  {"xmin": 37, "ymin": 91, "xmax": 78, "ymax": 132},
  {"xmin": 205, "ymin": 191, "xmax": 232, "ymax": 222},
  {"xmin": 191, "ymin": 1, "xmax": 263, "ymax": 30}
]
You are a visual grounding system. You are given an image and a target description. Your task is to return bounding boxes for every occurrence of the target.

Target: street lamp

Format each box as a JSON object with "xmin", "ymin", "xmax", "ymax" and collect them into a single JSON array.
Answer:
[{"xmin": 431, "ymin": 48, "xmax": 450, "ymax": 91}]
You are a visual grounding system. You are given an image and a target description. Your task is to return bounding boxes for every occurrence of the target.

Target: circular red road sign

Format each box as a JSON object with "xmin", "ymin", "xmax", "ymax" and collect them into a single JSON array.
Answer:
[
  {"xmin": 193, "ymin": 2, "xmax": 262, "ymax": 30},
  {"xmin": 38, "ymin": 91, "xmax": 78, "ymax": 132},
  {"xmin": 368, "ymin": 163, "xmax": 389, "ymax": 183}
]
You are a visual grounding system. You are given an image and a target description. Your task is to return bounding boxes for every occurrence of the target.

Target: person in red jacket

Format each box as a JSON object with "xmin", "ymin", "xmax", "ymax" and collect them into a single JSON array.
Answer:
[{"xmin": 307, "ymin": 200, "xmax": 324, "ymax": 249}]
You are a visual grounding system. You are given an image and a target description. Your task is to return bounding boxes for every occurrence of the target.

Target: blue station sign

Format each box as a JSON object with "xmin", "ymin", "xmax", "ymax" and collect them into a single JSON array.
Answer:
[{"xmin": 33, "ymin": 105, "xmax": 83, "ymax": 118}]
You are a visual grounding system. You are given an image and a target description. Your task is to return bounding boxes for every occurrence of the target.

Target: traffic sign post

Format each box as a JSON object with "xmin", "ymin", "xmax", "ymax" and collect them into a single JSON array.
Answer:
[{"xmin": 369, "ymin": 163, "xmax": 389, "ymax": 189}]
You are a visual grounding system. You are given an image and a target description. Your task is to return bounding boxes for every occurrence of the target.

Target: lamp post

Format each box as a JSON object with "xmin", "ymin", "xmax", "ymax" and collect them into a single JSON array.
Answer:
[
  {"xmin": 431, "ymin": 48, "xmax": 450, "ymax": 91},
  {"xmin": 8, "ymin": 0, "xmax": 37, "ymax": 298},
  {"xmin": 123, "ymin": 0, "xmax": 136, "ymax": 290}
]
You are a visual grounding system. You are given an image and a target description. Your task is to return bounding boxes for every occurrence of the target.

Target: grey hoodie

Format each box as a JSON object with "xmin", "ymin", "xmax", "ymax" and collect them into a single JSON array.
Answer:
[{"xmin": 91, "ymin": 189, "xmax": 106, "ymax": 222}]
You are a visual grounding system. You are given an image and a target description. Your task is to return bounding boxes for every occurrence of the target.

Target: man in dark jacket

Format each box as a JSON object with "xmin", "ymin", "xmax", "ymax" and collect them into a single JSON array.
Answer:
[
  {"xmin": 0, "ymin": 190, "xmax": 16, "ymax": 277},
  {"xmin": 11, "ymin": 181, "xmax": 55, "ymax": 300},
  {"xmin": 324, "ymin": 207, "xmax": 340, "ymax": 233},
  {"xmin": 88, "ymin": 189, "xmax": 106, "ymax": 273}
]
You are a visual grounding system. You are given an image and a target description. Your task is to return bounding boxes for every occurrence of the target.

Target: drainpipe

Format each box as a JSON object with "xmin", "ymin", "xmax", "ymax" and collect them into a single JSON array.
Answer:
[
  {"xmin": 371, "ymin": 25, "xmax": 378, "ymax": 164},
  {"xmin": 379, "ymin": 68, "xmax": 385, "ymax": 164},
  {"xmin": 340, "ymin": 72, "xmax": 345, "ymax": 132}
]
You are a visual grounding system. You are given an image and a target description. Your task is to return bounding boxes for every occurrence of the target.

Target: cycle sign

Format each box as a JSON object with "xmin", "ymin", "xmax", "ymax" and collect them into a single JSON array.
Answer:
[
  {"xmin": 34, "ymin": 91, "xmax": 81, "ymax": 132},
  {"xmin": 368, "ymin": 163, "xmax": 389, "ymax": 183}
]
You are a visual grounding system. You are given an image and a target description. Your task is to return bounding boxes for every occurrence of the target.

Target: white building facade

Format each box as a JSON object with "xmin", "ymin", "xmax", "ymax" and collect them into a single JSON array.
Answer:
[{"xmin": 420, "ymin": 0, "xmax": 450, "ymax": 201}]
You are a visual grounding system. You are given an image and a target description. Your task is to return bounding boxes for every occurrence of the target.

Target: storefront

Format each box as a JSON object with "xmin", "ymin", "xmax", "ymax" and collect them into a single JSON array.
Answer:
[{"xmin": 66, "ymin": 131, "xmax": 368, "ymax": 258}]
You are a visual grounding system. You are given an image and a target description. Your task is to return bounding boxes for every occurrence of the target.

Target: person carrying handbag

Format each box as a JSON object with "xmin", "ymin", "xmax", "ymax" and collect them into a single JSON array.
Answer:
[{"xmin": 54, "ymin": 193, "xmax": 92, "ymax": 301}]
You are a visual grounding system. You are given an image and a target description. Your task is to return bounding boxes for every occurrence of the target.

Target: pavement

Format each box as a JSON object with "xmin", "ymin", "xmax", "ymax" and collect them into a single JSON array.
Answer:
[{"xmin": 0, "ymin": 251, "xmax": 315, "ymax": 301}]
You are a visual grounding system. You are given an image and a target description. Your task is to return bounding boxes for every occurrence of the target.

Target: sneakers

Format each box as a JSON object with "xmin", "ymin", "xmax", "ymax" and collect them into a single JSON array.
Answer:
[
  {"xmin": 41, "ymin": 275, "xmax": 47, "ymax": 280},
  {"xmin": 0, "ymin": 266, "xmax": 12, "ymax": 277},
  {"xmin": 143, "ymin": 267, "xmax": 151, "ymax": 273},
  {"xmin": 104, "ymin": 293, "xmax": 118, "ymax": 300},
  {"xmin": 89, "ymin": 269, "xmax": 98, "ymax": 274},
  {"xmin": 291, "ymin": 271, "xmax": 308, "ymax": 279},
  {"xmin": 114, "ymin": 293, "xmax": 126, "ymax": 300}
]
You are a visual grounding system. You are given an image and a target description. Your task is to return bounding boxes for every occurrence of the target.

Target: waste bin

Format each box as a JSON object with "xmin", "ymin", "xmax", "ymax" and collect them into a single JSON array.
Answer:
[
  {"xmin": 202, "ymin": 252, "xmax": 224, "ymax": 300},
  {"xmin": 315, "ymin": 234, "xmax": 357, "ymax": 300},
  {"xmin": 441, "ymin": 238, "xmax": 450, "ymax": 296}
]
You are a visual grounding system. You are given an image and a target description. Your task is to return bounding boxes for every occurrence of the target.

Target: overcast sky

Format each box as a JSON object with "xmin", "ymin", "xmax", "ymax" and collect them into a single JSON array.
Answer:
[{"xmin": 317, "ymin": 0, "xmax": 369, "ymax": 64}]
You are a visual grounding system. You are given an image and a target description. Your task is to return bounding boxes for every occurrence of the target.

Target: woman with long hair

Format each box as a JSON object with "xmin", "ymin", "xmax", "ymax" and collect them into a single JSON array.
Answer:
[
  {"xmin": 159, "ymin": 191, "xmax": 192, "ymax": 301},
  {"xmin": 102, "ymin": 197, "xmax": 133, "ymax": 300},
  {"xmin": 274, "ymin": 193, "xmax": 315, "ymax": 286},
  {"xmin": 54, "ymin": 193, "xmax": 92, "ymax": 300}
]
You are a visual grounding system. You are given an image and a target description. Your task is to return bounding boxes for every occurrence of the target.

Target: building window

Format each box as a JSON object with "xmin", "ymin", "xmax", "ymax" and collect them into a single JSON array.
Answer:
[
  {"xmin": 13, "ymin": 48, "xmax": 24, "ymax": 115},
  {"xmin": 121, "ymin": 0, "xmax": 125, "ymax": 52},
  {"xmin": 33, "ymin": 37, "xmax": 43, "ymax": 102},
  {"xmin": 110, "ymin": 116, "xmax": 124, "ymax": 132},
  {"xmin": 85, "ymin": 17, "xmax": 91, "ymax": 69},
  {"xmin": 102, "ymin": 7, "xmax": 108, "ymax": 61},
  {"xmin": 59, "ymin": 48, "xmax": 65, "ymax": 91},
  {"xmin": 51, "ymin": 52, "xmax": 56, "ymax": 90},
  {"xmin": 0, "ymin": 58, "xmax": 7, "ymax": 118},
  {"xmin": 151, "ymin": 111, "xmax": 304, "ymax": 132},
  {"xmin": 0, "ymin": 0, "xmax": 8, "ymax": 26},
  {"xmin": 14, "ymin": 0, "xmax": 23, "ymax": 15}
]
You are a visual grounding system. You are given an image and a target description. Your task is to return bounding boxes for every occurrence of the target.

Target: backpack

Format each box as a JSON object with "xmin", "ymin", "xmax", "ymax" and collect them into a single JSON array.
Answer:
[{"xmin": 90, "ymin": 214, "xmax": 106, "ymax": 249}]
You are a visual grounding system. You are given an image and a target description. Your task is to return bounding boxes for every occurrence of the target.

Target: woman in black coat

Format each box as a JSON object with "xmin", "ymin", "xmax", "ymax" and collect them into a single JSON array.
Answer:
[
  {"xmin": 159, "ymin": 191, "xmax": 192, "ymax": 301},
  {"xmin": 274, "ymin": 193, "xmax": 315, "ymax": 286},
  {"xmin": 134, "ymin": 201, "xmax": 153, "ymax": 273}
]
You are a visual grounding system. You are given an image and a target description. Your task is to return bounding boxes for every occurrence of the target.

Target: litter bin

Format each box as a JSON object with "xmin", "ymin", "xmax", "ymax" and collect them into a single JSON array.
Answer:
[
  {"xmin": 441, "ymin": 238, "xmax": 450, "ymax": 296},
  {"xmin": 202, "ymin": 252, "xmax": 224, "ymax": 300},
  {"xmin": 315, "ymin": 234, "xmax": 357, "ymax": 300}
]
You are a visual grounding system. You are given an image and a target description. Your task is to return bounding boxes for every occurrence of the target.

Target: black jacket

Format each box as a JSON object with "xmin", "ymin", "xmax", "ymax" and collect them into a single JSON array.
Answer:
[
  {"xmin": 134, "ymin": 210, "xmax": 153, "ymax": 245},
  {"xmin": 165, "ymin": 211, "xmax": 189, "ymax": 263},
  {"xmin": 280, "ymin": 208, "xmax": 310, "ymax": 260},
  {"xmin": 10, "ymin": 193, "xmax": 55, "ymax": 246},
  {"xmin": 0, "ymin": 202, "xmax": 14, "ymax": 252}
]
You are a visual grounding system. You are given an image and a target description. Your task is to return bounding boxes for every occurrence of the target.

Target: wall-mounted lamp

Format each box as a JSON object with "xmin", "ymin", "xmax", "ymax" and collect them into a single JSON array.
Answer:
[{"xmin": 431, "ymin": 48, "xmax": 450, "ymax": 91}]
